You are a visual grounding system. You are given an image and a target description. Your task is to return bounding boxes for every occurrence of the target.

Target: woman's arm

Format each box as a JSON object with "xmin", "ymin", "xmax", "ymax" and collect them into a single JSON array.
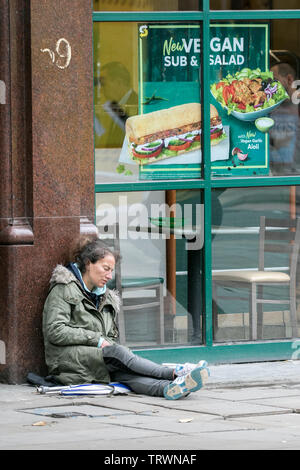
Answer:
[{"xmin": 43, "ymin": 285, "xmax": 100, "ymax": 347}]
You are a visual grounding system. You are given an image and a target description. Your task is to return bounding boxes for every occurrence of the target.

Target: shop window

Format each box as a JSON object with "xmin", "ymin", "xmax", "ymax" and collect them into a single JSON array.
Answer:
[
  {"xmin": 93, "ymin": 7, "xmax": 300, "ymax": 360},
  {"xmin": 212, "ymin": 186, "xmax": 300, "ymax": 342},
  {"xmin": 96, "ymin": 189, "xmax": 204, "ymax": 347}
]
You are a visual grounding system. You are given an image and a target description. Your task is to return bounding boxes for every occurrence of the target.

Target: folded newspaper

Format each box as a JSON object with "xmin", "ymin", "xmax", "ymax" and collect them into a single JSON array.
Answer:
[{"xmin": 37, "ymin": 382, "xmax": 131, "ymax": 396}]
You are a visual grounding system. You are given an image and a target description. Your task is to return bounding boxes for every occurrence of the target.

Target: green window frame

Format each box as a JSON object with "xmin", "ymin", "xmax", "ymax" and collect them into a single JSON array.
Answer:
[{"xmin": 93, "ymin": 2, "xmax": 300, "ymax": 364}]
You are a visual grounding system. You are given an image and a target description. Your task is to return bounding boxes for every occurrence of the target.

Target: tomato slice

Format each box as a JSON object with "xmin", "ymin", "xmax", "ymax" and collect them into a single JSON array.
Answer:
[
  {"xmin": 132, "ymin": 147, "xmax": 163, "ymax": 159},
  {"xmin": 210, "ymin": 130, "xmax": 223, "ymax": 140},
  {"xmin": 216, "ymin": 82, "xmax": 225, "ymax": 89},
  {"xmin": 222, "ymin": 86, "xmax": 231, "ymax": 104},
  {"xmin": 167, "ymin": 141, "xmax": 192, "ymax": 151},
  {"xmin": 238, "ymin": 102, "xmax": 246, "ymax": 110},
  {"xmin": 222, "ymin": 84, "xmax": 235, "ymax": 104}
]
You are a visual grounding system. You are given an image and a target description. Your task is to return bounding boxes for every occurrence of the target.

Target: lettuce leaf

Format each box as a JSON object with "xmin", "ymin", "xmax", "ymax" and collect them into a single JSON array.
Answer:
[{"xmin": 211, "ymin": 68, "xmax": 289, "ymax": 114}]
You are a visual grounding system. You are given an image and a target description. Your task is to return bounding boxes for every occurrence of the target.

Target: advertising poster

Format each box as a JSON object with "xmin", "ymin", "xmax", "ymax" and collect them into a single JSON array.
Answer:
[
  {"xmin": 210, "ymin": 24, "xmax": 272, "ymax": 177},
  {"xmin": 119, "ymin": 24, "xmax": 204, "ymax": 180},
  {"xmin": 119, "ymin": 23, "xmax": 289, "ymax": 180}
]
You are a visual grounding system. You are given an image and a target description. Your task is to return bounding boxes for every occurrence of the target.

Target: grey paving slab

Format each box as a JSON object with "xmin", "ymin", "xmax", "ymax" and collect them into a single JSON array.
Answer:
[
  {"xmin": 3, "ymin": 360, "xmax": 300, "ymax": 450},
  {"xmin": 136, "ymin": 395, "xmax": 290, "ymax": 418},
  {"xmin": 98, "ymin": 410, "xmax": 262, "ymax": 435},
  {"xmin": 208, "ymin": 360, "xmax": 300, "ymax": 388},
  {"xmin": 229, "ymin": 411, "xmax": 300, "ymax": 428},
  {"xmin": 199, "ymin": 385, "xmax": 300, "ymax": 402},
  {"xmin": 1, "ymin": 421, "xmax": 164, "ymax": 451},
  {"xmin": 70, "ymin": 427, "xmax": 300, "ymax": 450},
  {"xmin": 225, "ymin": 413, "xmax": 300, "ymax": 450},
  {"xmin": 243, "ymin": 395, "xmax": 300, "ymax": 411},
  {"xmin": 0, "ymin": 414, "xmax": 264, "ymax": 451}
]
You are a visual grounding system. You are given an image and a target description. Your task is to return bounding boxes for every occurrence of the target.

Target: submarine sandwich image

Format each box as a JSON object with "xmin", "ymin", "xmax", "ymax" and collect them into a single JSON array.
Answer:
[{"xmin": 125, "ymin": 102, "xmax": 226, "ymax": 165}]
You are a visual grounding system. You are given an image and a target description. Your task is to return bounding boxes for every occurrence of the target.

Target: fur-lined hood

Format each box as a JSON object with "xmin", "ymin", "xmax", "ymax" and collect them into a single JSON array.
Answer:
[
  {"xmin": 50, "ymin": 264, "xmax": 76, "ymax": 287},
  {"xmin": 49, "ymin": 264, "xmax": 121, "ymax": 314}
]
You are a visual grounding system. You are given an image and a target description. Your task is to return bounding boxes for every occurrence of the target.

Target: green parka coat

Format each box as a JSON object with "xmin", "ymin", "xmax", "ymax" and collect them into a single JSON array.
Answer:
[{"xmin": 42, "ymin": 264, "xmax": 121, "ymax": 385}]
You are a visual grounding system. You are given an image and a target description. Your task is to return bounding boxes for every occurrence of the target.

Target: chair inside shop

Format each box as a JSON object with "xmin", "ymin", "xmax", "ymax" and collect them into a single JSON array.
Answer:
[
  {"xmin": 212, "ymin": 216, "xmax": 300, "ymax": 340},
  {"xmin": 98, "ymin": 223, "xmax": 165, "ymax": 345}
]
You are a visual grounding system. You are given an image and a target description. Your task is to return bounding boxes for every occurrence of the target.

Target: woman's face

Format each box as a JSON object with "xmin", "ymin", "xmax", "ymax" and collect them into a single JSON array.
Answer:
[{"xmin": 82, "ymin": 254, "xmax": 115, "ymax": 290}]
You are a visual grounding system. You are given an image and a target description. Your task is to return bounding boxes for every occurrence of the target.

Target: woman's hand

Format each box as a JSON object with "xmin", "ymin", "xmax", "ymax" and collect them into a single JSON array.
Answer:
[{"xmin": 100, "ymin": 339, "xmax": 112, "ymax": 348}]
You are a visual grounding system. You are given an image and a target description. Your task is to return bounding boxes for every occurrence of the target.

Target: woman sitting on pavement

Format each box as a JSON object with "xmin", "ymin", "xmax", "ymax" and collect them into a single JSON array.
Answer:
[{"xmin": 42, "ymin": 236, "xmax": 210, "ymax": 400}]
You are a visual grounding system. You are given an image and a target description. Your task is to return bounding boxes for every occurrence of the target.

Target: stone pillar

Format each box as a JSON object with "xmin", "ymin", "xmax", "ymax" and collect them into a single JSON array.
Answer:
[{"xmin": 0, "ymin": 0, "xmax": 96, "ymax": 383}]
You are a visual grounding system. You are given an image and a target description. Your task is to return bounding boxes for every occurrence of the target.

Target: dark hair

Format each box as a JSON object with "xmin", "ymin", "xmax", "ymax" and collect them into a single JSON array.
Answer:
[
  {"xmin": 72, "ymin": 236, "xmax": 118, "ymax": 274},
  {"xmin": 272, "ymin": 62, "xmax": 296, "ymax": 79}
]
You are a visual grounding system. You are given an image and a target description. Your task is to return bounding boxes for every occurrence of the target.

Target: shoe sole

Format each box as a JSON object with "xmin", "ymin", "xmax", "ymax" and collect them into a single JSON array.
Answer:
[
  {"xmin": 198, "ymin": 360, "xmax": 208, "ymax": 369},
  {"xmin": 164, "ymin": 367, "xmax": 209, "ymax": 400},
  {"xmin": 175, "ymin": 360, "xmax": 208, "ymax": 377}
]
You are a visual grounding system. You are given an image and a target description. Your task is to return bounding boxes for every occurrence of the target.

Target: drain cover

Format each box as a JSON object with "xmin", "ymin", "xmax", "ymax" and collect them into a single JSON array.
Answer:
[
  {"xmin": 48, "ymin": 411, "xmax": 89, "ymax": 418},
  {"xmin": 18, "ymin": 404, "xmax": 133, "ymax": 418}
]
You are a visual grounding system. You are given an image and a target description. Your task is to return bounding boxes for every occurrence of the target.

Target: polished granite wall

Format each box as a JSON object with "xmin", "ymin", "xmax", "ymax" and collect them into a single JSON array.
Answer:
[{"xmin": 0, "ymin": 0, "xmax": 96, "ymax": 383}]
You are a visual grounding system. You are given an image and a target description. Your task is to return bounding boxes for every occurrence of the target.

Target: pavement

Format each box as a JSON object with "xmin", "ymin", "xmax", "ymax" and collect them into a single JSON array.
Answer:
[{"xmin": 2, "ymin": 360, "xmax": 300, "ymax": 451}]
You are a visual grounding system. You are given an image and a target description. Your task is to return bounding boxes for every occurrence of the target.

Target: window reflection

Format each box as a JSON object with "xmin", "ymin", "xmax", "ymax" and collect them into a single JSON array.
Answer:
[
  {"xmin": 96, "ymin": 190, "xmax": 203, "ymax": 347},
  {"xmin": 210, "ymin": 0, "xmax": 298, "ymax": 9},
  {"xmin": 94, "ymin": 61, "xmax": 138, "ymax": 149},
  {"xmin": 93, "ymin": 0, "xmax": 201, "ymax": 12},
  {"xmin": 212, "ymin": 186, "xmax": 300, "ymax": 342},
  {"xmin": 269, "ymin": 61, "xmax": 300, "ymax": 175}
]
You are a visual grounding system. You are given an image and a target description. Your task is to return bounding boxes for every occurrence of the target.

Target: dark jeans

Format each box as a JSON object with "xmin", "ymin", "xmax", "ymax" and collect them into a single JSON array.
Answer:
[{"xmin": 102, "ymin": 344, "xmax": 174, "ymax": 397}]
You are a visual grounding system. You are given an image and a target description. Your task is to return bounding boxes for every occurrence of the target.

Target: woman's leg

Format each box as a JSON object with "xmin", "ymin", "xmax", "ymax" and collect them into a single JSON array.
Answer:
[
  {"xmin": 102, "ymin": 344, "xmax": 210, "ymax": 399},
  {"xmin": 109, "ymin": 369, "xmax": 172, "ymax": 397},
  {"xmin": 102, "ymin": 344, "xmax": 174, "ymax": 381}
]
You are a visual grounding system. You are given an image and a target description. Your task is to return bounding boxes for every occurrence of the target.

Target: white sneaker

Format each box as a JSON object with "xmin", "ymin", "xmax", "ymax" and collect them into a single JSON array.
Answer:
[
  {"xmin": 164, "ymin": 363, "xmax": 210, "ymax": 400},
  {"xmin": 175, "ymin": 360, "xmax": 208, "ymax": 377}
]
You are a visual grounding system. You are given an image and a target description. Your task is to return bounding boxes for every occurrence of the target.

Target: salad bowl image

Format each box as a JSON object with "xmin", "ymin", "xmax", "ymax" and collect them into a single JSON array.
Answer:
[{"xmin": 210, "ymin": 68, "xmax": 289, "ymax": 122}]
